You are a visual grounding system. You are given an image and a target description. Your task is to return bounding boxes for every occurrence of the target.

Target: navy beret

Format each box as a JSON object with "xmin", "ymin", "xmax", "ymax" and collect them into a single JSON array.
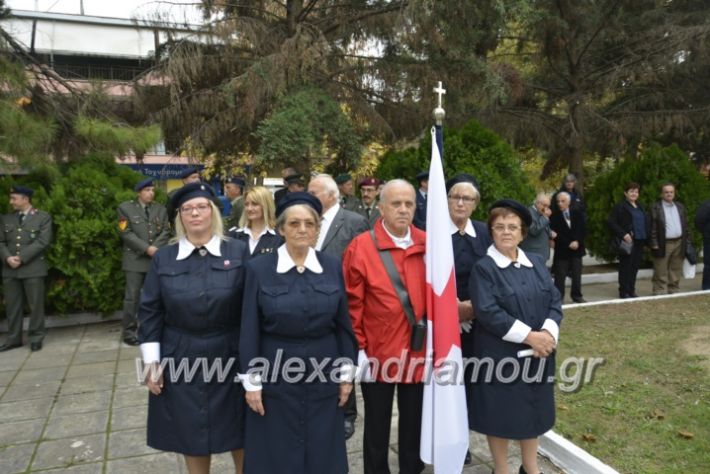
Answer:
[
  {"xmin": 335, "ymin": 173, "xmax": 352, "ymax": 184},
  {"xmin": 134, "ymin": 178, "xmax": 154, "ymax": 192},
  {"xmin": 446, "ymin": 173, "xmax": 480, "ymax": 193},
  {"xmin": 9, "ymin": 185, "xmax": 33, "ymax": 198},
  {"xmin": 229, "ymin": 177, "xmax": 246, "ymax": 187},
  {"xmin": 170, "ymin": 182, "xmax": 218, "ymax": 210},
  {"xmin": 358, "ymin": 177, "xmax": 379, "ymax": 188},
  {"xmin": 284, "ymin": 173, "xmax": 304, "ymax": 185},
  {"xmin": 489, "ymin": 199, "xmax": 532, "ymax": 227},
  {"xmin": 276, "ymin": 191, "xmax": 323, "ymax": 217},
  {"xmin": 178, "ymin": 167, "xmax": 200, "ymax": 180},
  {"xmin": 415, "ymin": 171, "xmax": 429, "ymax": 182}
]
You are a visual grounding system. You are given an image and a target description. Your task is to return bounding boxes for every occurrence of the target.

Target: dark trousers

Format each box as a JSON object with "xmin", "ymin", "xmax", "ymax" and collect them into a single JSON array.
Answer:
[
  {"xmin": 361, "ymin": 382, "xmax": 424, "ymax": 474},
  {"xmin": 618, "ymin": 240, "xmax": 644, "ymax": 296},
  {"xmin": 553, "ymin": 256, "xmax": 583, "ymax": 300},
  {"xmin": 703, "ymin": 240, "xmax": 710, "ymax": 291},
  {"xmin": 3, "ymin": 277, "xmax": 46, "ymax": 345},
  {"xmin": 344, "ymin": 385, "xmax": 357, "ymax": 422},
  {"xmin": 122, "ymin": 271, "xmax": 147, "ymax": 339}
]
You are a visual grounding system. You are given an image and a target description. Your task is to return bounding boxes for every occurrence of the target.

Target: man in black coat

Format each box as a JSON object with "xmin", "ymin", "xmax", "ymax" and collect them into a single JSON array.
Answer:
[
  {"xmin": 550, "ymin": 192, "xmax": 587, "ymax": 303},
  {"xmin": 696, "ymin": 199, "xmax": 710, "ymax": 290}
]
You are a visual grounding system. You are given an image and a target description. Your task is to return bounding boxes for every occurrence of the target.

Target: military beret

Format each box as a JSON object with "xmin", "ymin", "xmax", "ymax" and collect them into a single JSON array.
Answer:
[
  {"xmin": 335, "ymin": 173, "xmax": 352, "ymax": 185},
  {"xmin": 358, "ymin": 177, "xmax": 379, "ymax": 188},
  {"xmin": 415, "ymin": 171, "xmax": 429, "ymax": 182},
  {"xmin": 170, "ymin": 182, "xmax": 218, "ymax": 210},
  {"xmin": 446, "ymin": 173, "xmax": 480, "ymax": 193},
  {"xmin": 134, "ymin": 178, "xmax": 154, "ymax": 192},
  {"xmin": 178, "ymin": 167, "xmax": 200, "ymax": 180},
  {"xmin": 489, "ymin": 199, "xmax": 532, "ymax": 227},
  {"xmin": 276, "ymin": 191, "xmax": 323, "ymax": 217},
  {"xmin": 284, "ymin": 173, "xmax": 304, "ymax": 185},
  {"xmin": 229, "ymin": 177, "xmax": 246, "ymax": 187},
  {"xmin": 9, "ymin": 185, "xmax": 33, "ymax": 198}
]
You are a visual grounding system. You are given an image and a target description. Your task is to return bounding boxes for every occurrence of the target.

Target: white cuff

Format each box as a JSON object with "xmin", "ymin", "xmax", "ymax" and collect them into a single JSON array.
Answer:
[
  {"xmin": 459, "ymin": 321, "xmax": 473, "ymax": 333},
  {"xmin": 338, "ymin": 363, "xmax": 357, "ymax": 383},
  {"xmin": 356, "ymin": 349, "xmax": 374, "ymax": 382},
  {"xmin": 502, "ymin": 320, "xmax": 532, "ymax": 344},
  {"xmin": 239, "ymin": 372, "xmax": 263, "ymax": 392},
  {"xmin": 541, "ymin": 319, "xmax": 560, "ymax": 344},
  {"xmin": 140, "ymin": 342, "xmax": 161, "ymax": 364}
]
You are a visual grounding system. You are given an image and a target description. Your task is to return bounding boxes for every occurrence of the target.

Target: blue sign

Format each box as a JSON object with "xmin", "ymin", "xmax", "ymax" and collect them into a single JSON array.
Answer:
[{"xmin": 124, "ymin": 164, "xmax": 205, "ymax": 180}]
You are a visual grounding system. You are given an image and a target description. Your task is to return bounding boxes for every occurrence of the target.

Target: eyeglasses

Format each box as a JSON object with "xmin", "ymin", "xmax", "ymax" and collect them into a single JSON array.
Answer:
[
  {"xmin": 447, "ymin": 195, "xmax": 476, "ymax": 204},
  {"xmin": 492, "ymin": 224, "xmax": 521, "ymax": 233},
  {"xmin": 179, "ymin": 203, "xmax": 211, "ymax": 214}
]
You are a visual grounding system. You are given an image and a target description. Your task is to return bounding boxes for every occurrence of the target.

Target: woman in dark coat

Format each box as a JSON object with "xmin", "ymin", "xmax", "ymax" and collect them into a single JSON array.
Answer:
[
  {"xmin": 138, "ymin": 182, "xmax": 248, "ymax": 473},
  {"xmin": 607, "ymin": 182, "xmax": 647, "ymax": 298},
  {"xmin": 239, "ymin": 192, "xmax": 358, "ymax": 474},
  {"xmin": 469, "ymin": 199, "xmax": 563, "ymax": 474},
  {"xmin": 228, "ymin": 185, "xmax": 282, "ymax": 257},
  {"xmin": 445, "ymin": 174, "xmax": 491, "ymax": 462}
]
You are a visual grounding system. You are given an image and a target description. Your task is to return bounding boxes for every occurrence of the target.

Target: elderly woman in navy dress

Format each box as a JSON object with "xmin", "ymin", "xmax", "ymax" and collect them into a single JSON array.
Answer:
[
  {"xmin": 138, "ymin": 183, "xmax": 248, "ymax": 474},
  {"xmin": 228, "ymin": 185, "xmax": 282, "ymax": 257},
  {"xmin": 469, "ymin": 200, "xmax": 562, "ymax": 474},
  {"xmin": 446, "ymin": 173, "xmax": 492, "ymax": 463},
  {"xmin": 239, "ymin": 192, "xmax": 357, "ymax": 474}
]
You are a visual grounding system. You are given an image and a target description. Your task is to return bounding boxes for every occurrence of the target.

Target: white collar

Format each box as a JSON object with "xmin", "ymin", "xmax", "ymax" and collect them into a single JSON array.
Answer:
[
  {"xmin": 276, "ymin": 245, "xmax": 323, "ymax": 274},
  {"xmin": 662, "ymin": 200, "xmax": 675, "ymax": 208},
  {"xmin": 487, "ymin": 244, "xmax": 533, "ymax": 269},
  {"xmin": 239, "ymin": 226, "xmax": 276, "ymax": 238},
  {"xmin": 449, "ymin": 218, "xmax": 476, "ymax": 237},
  {"xmin": 322, "ymin": 203, "xmax": 340, "ymax": 222},
  {"xmin": 382, "ymin": 222, "xmax": 413, "ymax": 249},
  {"xmin": 176, "ymin": 235, "xmax": 222, "ymax": 260}
]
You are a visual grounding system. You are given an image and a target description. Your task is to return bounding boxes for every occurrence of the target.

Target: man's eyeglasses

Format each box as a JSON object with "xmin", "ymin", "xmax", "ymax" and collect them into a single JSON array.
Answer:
[{"xmin": 179, "ymin": 203, "xmax": 211, "ymax": 214}]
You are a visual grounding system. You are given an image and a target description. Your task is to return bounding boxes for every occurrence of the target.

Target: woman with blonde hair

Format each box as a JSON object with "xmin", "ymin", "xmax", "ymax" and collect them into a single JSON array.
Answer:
[{"xmin": 228, "ymin": 186, "xmax": 282, "ymax": 257}]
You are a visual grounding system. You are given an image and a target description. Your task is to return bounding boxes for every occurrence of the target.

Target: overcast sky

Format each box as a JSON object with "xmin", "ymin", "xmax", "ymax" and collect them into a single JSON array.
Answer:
[{"xmin": 7, "ymin": 0, "xmax": 203, "ymax": 22}]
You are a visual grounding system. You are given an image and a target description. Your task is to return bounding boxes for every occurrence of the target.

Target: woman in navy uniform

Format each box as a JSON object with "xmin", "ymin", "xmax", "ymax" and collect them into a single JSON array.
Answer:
[
  {"xmin": 445, "ymin": 174, "xmax": 491, "ymax": 463},
  {"xmin": 227, "ymin": 185, "xmax": 282, "ymax": 257},
  {"xmin": 469, "ymin": 200, "xmax": 562, "ymax": 474},
  {"xmin": 239, "ymin": 192, "xmax": 357, "ymax": 474},
  {"xmin": 138, "ymin": 182, "xmax": 248, "ymax": 474}
]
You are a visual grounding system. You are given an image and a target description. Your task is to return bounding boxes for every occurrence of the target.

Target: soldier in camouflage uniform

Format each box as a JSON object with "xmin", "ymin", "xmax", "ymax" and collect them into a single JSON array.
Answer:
[
  {"xmin": 118, "ymin": 178, "xmax": 170, "ymax": 345},
  {"xmin": 0, "ymin": 185, "xmax": 53, "ymax": 352}
]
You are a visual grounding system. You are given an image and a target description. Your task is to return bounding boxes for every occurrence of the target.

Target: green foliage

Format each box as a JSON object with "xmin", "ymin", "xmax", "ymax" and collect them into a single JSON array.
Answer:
[
  {"xmin": 377, "ymin": 119, "xmax": 535, "ymax": 220},
  {"xmin": 0, "ymin": 155, "xmax": 150, "ymax": 315},
  {"xmin": 74, "ymin": 116, "xmax": 163, "ymax": 157},
  {"xmin": 585, "ymin": 143, "xmax": 710, "ymax": 262},
  {"xmin": 255, "ymin": 88, "xmax": 362, "ymax": 173}
]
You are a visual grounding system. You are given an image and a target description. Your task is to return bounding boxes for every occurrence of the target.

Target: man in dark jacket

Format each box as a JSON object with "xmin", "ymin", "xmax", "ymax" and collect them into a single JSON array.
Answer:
[
  {"xmin": 648, "ymin": 183, "xmax": 689, "ymax": 295},
  {"xmin": 550, "ymin": 192, "xmax": 587, "ymax": 303},
  {"xmin": 695, "ymin": 198, "xmax": 710, "ymax": 290}
]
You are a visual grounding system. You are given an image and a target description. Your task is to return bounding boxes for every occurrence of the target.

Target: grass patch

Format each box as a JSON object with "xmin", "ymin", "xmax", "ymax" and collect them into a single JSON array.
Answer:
[{"xmin": 554, "ymin": 295, "xmax": 710, "ymax": 473}]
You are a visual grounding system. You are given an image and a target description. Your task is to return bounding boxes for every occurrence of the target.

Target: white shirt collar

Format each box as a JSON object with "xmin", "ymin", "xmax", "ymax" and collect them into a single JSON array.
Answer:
[
  {"xmin": 487, "ymin": 244, "xmax": 533, "ymax": 269},
  {"xmin": 176, "ymin": 235, "xmax": 222, "ymax": 260},
  {"xmin": 322, "ymin": 203, "xmax": 340, "ymax": 223},
  {"xmin": 382, "ymin": 222, "xmax": 413, "ymax": 249},
  {"xmin": 449, "ymin": 218, "xmax": 476, "ymax": 237},
  {"xmin": 276, "ymin": 244, "xmax": 323, "ymax": 274},
  {"xmin": 662, "ymin": 200, "xmax": 675, "ymax": 208},
  {"xmin": 238, "ymin": 226, "xmax": 276, "ymax": 238}
]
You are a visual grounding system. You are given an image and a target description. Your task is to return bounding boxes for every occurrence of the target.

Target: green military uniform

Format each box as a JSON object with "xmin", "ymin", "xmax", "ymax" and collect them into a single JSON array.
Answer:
[
  {"xmin": 341, "ymin": 195, "xmax": 364, "ymax": 213},
  {"xmin": 225, "ymin": 195, "xmax": 244, "ymax": 231},
  {"xmin": 117, "ymin": 200, "xmax": 170, "ymax": 340},
  {"xmin": 0, "ymin": 207, "xmax": 53, "ymax": 346}
]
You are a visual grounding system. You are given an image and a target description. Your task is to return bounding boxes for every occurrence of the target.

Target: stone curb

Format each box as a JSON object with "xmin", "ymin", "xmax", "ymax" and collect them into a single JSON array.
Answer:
[{"xmin": 0, "ymin": 311, "xmax": 121, "ymax": 332}]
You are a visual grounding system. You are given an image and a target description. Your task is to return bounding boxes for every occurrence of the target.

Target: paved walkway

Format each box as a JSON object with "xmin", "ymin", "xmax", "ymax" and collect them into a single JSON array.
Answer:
[{"xmin": 1, "ymin": 272, "xmax": 705, "ymax": 473}]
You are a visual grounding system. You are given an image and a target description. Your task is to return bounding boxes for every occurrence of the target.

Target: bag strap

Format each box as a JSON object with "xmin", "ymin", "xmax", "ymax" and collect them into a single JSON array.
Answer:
[{"xmin": 369, "ymin": 230, "xmax": 418, "ymax": 327}]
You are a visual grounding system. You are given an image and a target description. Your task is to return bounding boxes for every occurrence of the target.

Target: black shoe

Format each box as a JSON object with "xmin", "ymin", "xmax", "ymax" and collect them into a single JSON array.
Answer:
[
  {"xmin": 572, "ymin": 297, "xmax": 587, "ymax": 303},
  {"xmin": 344, "ymin": 419, "xmax": 355, "ymax": 440},
  {"xmin": 629, "ymin": 292, "xmax": 639, "ymax": 298},
  {"xmin": 30, "ymin": 341, "xmax": 42, "ymax": 352},
  {"xmin": 619, "ymin": 293, "xmax": 629, "ymax": 299},
  {"xmin": 123, "ymin": 336, "xmax": 140, "ymax": 346},
  {"xmin": 0, "ymin": 342, "xmax": 22, "ymax": 352},
  {"xmin": 464, "ymin": 450, "xmax": 472, "ymax": 465},
  {"xmin": 519, "ymin": 466, "xmax": 543, "ymax": 474}
]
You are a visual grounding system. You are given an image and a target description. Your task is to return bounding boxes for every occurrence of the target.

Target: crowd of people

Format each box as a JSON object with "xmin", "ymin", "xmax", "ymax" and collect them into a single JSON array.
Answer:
[{"xmin": 0, "ymin": 167, "xmax": 708, "ymax": 474}]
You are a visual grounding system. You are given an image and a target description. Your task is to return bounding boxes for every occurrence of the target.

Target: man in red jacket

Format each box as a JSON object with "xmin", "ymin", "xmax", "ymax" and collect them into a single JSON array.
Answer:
[{"xmin": 343, "ymin": 179, "xmax": 427, "ymax": 474}]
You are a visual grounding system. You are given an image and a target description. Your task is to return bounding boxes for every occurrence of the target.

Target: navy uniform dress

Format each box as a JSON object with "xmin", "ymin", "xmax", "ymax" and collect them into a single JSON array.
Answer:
[
  {"xmin": 138, "ymin": 236, "xmax": 248, "ymax": 455},
  {"xmin": 227, "ymin": 227, "xmax": 283, "ymax": 258},
  {"xmin": 239, "ymin": 246, "xmax": 357, "ymax": 474},
  {"xmin": 451, "ymin": 219, "xmax": 491, "ymax": 428},
  {"xmin": 469, "ymin": 246, "xmax": 563, "ymax": 440}
]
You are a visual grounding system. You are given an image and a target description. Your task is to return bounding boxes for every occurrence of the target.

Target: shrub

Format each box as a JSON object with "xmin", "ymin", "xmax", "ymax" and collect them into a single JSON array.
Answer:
[
  {"xmin": 585, "ymin": 143, "xmax": 710, "ymax": 262},
  {"xmin": 377, "ymin": 119, "xmax": 535, "ymax": 220}
]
